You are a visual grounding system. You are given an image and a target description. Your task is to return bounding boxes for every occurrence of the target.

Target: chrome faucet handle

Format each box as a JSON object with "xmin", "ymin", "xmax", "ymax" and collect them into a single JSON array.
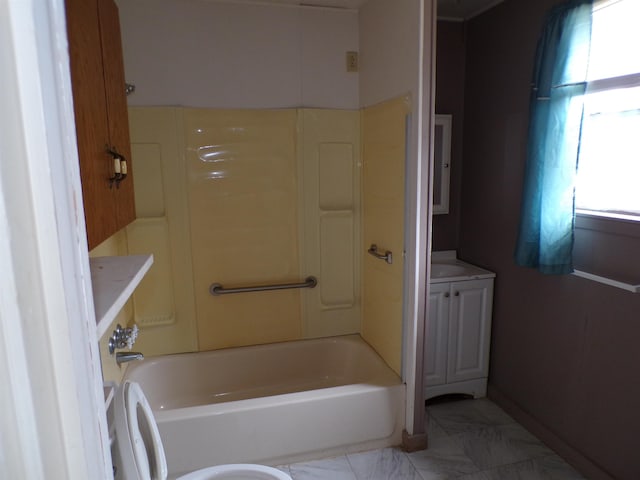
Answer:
[
  {"xmin": 108, "ymin": 323, "xmax": 140, "ymax": 355},
  {"xmin": 108, "ymin": 324, "xmax": 123, "ymax": 355},
  {"xmin": 131, "ymin": 324, "xmax": 139, "ymax": 341},
  {"xmin": 125, "ymin": 325, "xmax": 139, "ymax": 350}
]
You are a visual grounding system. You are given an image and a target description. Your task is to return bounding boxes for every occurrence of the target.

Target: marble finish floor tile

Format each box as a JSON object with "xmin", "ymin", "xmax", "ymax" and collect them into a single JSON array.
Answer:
[
  {"xmin": 280, "ymin": 398, "xmax": 584, "ymax": 480},
  {"xmin": 276, "ymin": 465, "xmax": 292, "ymax": 476},
  {"xmin": 467, "ymin": 399, "xmax": 515, "ymax": 425},
  {"xmin": 535, "ymin": 454, "xmax": 587, "ymax": 479},
  {"xmin": 407, "ymin": 435, "xmax": 480, "ymax": 479},
  {"xmin": 427, "ymin": 398, "xmax": 515, "ymax": 435},
  {"xmin": 456, "ymin": 454, "xmax": 586, "ymax": 480},
  {"xmin": 347, "ymin": 448, "xmax": 421, "ymax": 480},
  {"xmin": 289, "ymin": 455, "xmax": 357, "ymax": 480},
  {"xmin": 455, "ymin": 423, "xmax": 554, "ymax": 470},
  {"xmin": 426, "ymin": 414, "xmax": 449, "ymax": 440}
]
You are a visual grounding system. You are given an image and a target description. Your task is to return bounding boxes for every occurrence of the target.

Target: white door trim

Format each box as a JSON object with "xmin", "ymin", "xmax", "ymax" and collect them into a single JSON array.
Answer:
[
  {"xmin": 0, "ymin": 0, "xmax": 111, "ymax": 478},
  {"xmin": 402, "ymin": 0, "xmax": 434, "ymax": 436}
]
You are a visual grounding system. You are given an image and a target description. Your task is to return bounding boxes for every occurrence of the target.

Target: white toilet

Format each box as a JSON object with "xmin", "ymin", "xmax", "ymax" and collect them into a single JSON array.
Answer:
[{"xmin": 112, "ymin": 380, "xmax": 292, "ymax": 480}]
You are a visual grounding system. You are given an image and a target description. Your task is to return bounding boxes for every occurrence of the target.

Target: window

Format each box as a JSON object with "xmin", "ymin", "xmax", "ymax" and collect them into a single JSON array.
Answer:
[{"xmin": 574, "ymin": 0, "xmax": 640, "ymax": 219}]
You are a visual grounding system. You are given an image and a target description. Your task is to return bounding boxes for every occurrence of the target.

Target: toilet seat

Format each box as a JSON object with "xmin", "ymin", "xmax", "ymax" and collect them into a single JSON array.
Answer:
[
  {"xmin": 176, "ymin": 464, "xmax": 292, "ymax": 480},
  {"xmin": 113, "ymin": 381, "xmax": 291, "ymax": 480},
  {"xmin": 114, "ymin": 381, "xmax": 168, "ymax": 480}
]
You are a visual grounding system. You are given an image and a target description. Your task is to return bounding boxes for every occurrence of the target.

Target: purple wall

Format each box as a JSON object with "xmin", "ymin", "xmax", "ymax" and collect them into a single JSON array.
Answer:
[
  {"xmin": 433, "ymin": 21, "xmax": 465, "ymax": 251},
  {"xmin": 454, "ymin": 0, "xmax": 640, "ymax": 478}
]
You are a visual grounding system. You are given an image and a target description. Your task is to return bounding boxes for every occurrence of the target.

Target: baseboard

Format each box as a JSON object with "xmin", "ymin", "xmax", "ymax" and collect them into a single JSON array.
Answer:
[
  {"xmin": 401, "ymin": 429, "xmax": 428, "ymax": 452},
  {"xmin": 488, "ymin": 385, "xmax": 615, "ymax": 480}
]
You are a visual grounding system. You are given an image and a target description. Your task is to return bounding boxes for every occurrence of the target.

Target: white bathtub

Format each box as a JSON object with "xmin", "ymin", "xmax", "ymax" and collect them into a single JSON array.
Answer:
[{"xmin": 124, "ymin": 334, "xmax": 405, "ymax": 478}]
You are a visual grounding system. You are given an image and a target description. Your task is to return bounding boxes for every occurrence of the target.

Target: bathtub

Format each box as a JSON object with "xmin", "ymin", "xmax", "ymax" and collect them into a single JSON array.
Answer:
[{"xmin": 124, "ymin": 334, "xmax": 405, "ymax": 478}]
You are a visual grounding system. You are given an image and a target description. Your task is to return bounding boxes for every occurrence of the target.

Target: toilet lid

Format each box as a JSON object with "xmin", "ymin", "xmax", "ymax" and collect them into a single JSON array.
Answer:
[{"xmin": 117, "ymin": 381, "xmax": 168, "ymax": 480}]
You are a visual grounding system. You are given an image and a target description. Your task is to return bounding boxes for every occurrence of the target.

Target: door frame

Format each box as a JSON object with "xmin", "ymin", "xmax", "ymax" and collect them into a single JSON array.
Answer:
[
  {"xmin": 402, "ymin": 0, "xmax": 436, "ymax": 439},
  {"xmin": 0, "ymin": 0, "xmax": 111, "ymax": 477}
]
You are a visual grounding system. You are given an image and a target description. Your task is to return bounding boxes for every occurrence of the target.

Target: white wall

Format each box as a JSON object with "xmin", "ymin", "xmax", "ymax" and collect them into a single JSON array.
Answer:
[
  {"xmin": 117, "ymin": 0, "xmax": 359, "ymax": 109},
  {"xmin": 358, "ymin": 0, "xmax": 421, "ymax": 108}
]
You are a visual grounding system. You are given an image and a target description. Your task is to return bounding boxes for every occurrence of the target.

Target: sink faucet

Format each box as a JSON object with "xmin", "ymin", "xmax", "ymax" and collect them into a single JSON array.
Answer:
[{"xmin": 116, "ymin": 352, "xmax": 144, "ymax": 365}]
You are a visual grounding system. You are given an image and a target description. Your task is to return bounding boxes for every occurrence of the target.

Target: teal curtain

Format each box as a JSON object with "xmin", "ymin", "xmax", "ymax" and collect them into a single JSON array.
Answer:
[{"xmin": 515, "ymin": 0, "xmax": 593, "ymax": 274}]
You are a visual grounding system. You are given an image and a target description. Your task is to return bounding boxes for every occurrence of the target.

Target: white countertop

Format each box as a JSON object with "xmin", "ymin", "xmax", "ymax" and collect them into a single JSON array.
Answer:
[{"xmin": 430, "ymin": 250, "xmax": 495, "ymax": 284}]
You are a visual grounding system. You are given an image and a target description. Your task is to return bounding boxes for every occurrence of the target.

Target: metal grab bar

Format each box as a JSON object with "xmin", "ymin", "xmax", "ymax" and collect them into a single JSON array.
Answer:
[
  {"xmin": 368, "ymin": 244, "xmax": 393, "ymax": 264},
  {"xmin": 210, "ymin": 276, "xmax": 317, "ymax": 296}
]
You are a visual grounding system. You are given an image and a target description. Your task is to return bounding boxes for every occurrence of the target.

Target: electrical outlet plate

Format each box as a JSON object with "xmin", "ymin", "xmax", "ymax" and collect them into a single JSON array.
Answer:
[{"xmin": 346, "ymin": 51, "xmax": 358, "ymax": 72}]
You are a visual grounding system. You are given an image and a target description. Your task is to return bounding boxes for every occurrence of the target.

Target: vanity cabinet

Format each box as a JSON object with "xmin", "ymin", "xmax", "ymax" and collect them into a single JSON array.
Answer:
[
  {"xmin": 425, "ymin": 277, "xmax": 494, "ymax": 399},
  {"xmin": 66, "ymin": 0, "xmax": 135, "ymax": 250}
]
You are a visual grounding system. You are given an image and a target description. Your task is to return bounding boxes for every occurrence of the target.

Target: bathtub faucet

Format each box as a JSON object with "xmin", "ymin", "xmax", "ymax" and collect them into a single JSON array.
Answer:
[
  {"xmin": 108, "ymin": 323, "xmax": 139, "ymax": 354},
  {"xmin": 116, "ymin": 352, "xmax": 144, "ymax": 365}
]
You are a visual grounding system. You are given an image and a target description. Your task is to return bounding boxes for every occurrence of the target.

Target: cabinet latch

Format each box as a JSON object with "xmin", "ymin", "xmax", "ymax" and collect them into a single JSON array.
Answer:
[{"xmin": 107, "ymin": 146, "xmax": 128, "ymax": 189}]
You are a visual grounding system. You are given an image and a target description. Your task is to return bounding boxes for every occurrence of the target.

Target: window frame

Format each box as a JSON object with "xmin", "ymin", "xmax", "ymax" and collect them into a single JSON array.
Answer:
[
  {"xmin": 569, "ymin": 0, "xmax": 640, "ymax": 288},
  {"xmin": 574, "ymin": 0, "xmax": 640, "ymax": 221}
]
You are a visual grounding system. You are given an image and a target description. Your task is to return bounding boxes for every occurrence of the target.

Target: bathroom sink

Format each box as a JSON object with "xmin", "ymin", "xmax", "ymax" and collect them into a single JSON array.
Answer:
[
  {"xmin": 430, "ymin": 263, "xmax": 467, "ymax": 278},
  {"xmin": 429, "ymin": 251, "xmax": 496, "ymax": 283}
]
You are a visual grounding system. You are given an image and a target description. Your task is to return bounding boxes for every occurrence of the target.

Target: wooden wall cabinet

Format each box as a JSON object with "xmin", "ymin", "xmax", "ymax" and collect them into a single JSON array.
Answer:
[{"xmin": 66, "ymin": 0, "xmax": 135, "ymax": 250}]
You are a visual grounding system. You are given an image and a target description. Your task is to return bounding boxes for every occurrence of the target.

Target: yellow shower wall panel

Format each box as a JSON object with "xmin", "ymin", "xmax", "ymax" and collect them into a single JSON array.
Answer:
[
  {"xmin": 299, "ymin": 109, "xmax": 361, "ymax": 338},
  {"xmin": 318, "ymin": 144, "xmax": 354, "ymax": 209},
  {"xmin": 320, "ymin": 213, "xmax": 355, "ymax": 305},
  {"xmin": 126, "ymin": 143, "xmax": 176, "ymax": 330},
  {"xmin": 361, "ymin": 97, "xmax": 409, "ymax": 375},
  {"xmin": 127, "ymin": 107, "xmax": 198, "ymax": 356},
  {"xmin": 185, "ymin": 109, "xmax": 301, "ymax": 350},
  {"xmin": 318, "ymin": 145, "xmax": 355, "ymax": 307},
  {"xmin": 126, "ymin": 218, "xmax": 175, "ymax": 327},
  {"xmin": 131, "ymin": 143, "xmax": 166, "ymax": 217}
]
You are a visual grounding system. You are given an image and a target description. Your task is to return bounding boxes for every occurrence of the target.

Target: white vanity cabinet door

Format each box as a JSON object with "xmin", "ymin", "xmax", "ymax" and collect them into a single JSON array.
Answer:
[
  {"xmin": 425, "ymin": 283, "xmax": 450, "ymax": 386},
  {"xmin": 424, "ymin": 276, "xmax": 494, "ymax": 399},
  {"xmin": 447, "ymin": 279, "xmax": 494, "ymax": 384}
]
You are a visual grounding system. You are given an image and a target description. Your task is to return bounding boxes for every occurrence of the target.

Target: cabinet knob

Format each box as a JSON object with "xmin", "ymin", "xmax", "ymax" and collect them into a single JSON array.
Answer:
[
  {"xmin": 444, "ymin": 292, "xmax": 450, "ymax": 298},
  {"xmin": 454, "ymin": 291, "xmax": 460, "ymax": 296}
]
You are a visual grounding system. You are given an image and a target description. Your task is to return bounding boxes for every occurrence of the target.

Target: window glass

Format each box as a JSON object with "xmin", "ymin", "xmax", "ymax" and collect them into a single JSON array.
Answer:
[
  {"xmin": 576, "ymin": 87, "xmax": 640, "ymax": 215},
  {"xmin": 575, "ymin": 0, "xmax": 640, "ymax": 218},
  {"xmin": 587, "ymin": 0, "xmax": 640, "ymax": 81}
]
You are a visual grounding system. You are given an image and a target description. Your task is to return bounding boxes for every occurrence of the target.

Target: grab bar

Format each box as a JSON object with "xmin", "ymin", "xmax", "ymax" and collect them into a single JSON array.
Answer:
[
  {"xmin": 210, "ymin": 276, "xmax": 318, "ymax": 296},
  {"xmin": 368, "ymin": 244, "xmax": 393, "ymax": 264}
]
